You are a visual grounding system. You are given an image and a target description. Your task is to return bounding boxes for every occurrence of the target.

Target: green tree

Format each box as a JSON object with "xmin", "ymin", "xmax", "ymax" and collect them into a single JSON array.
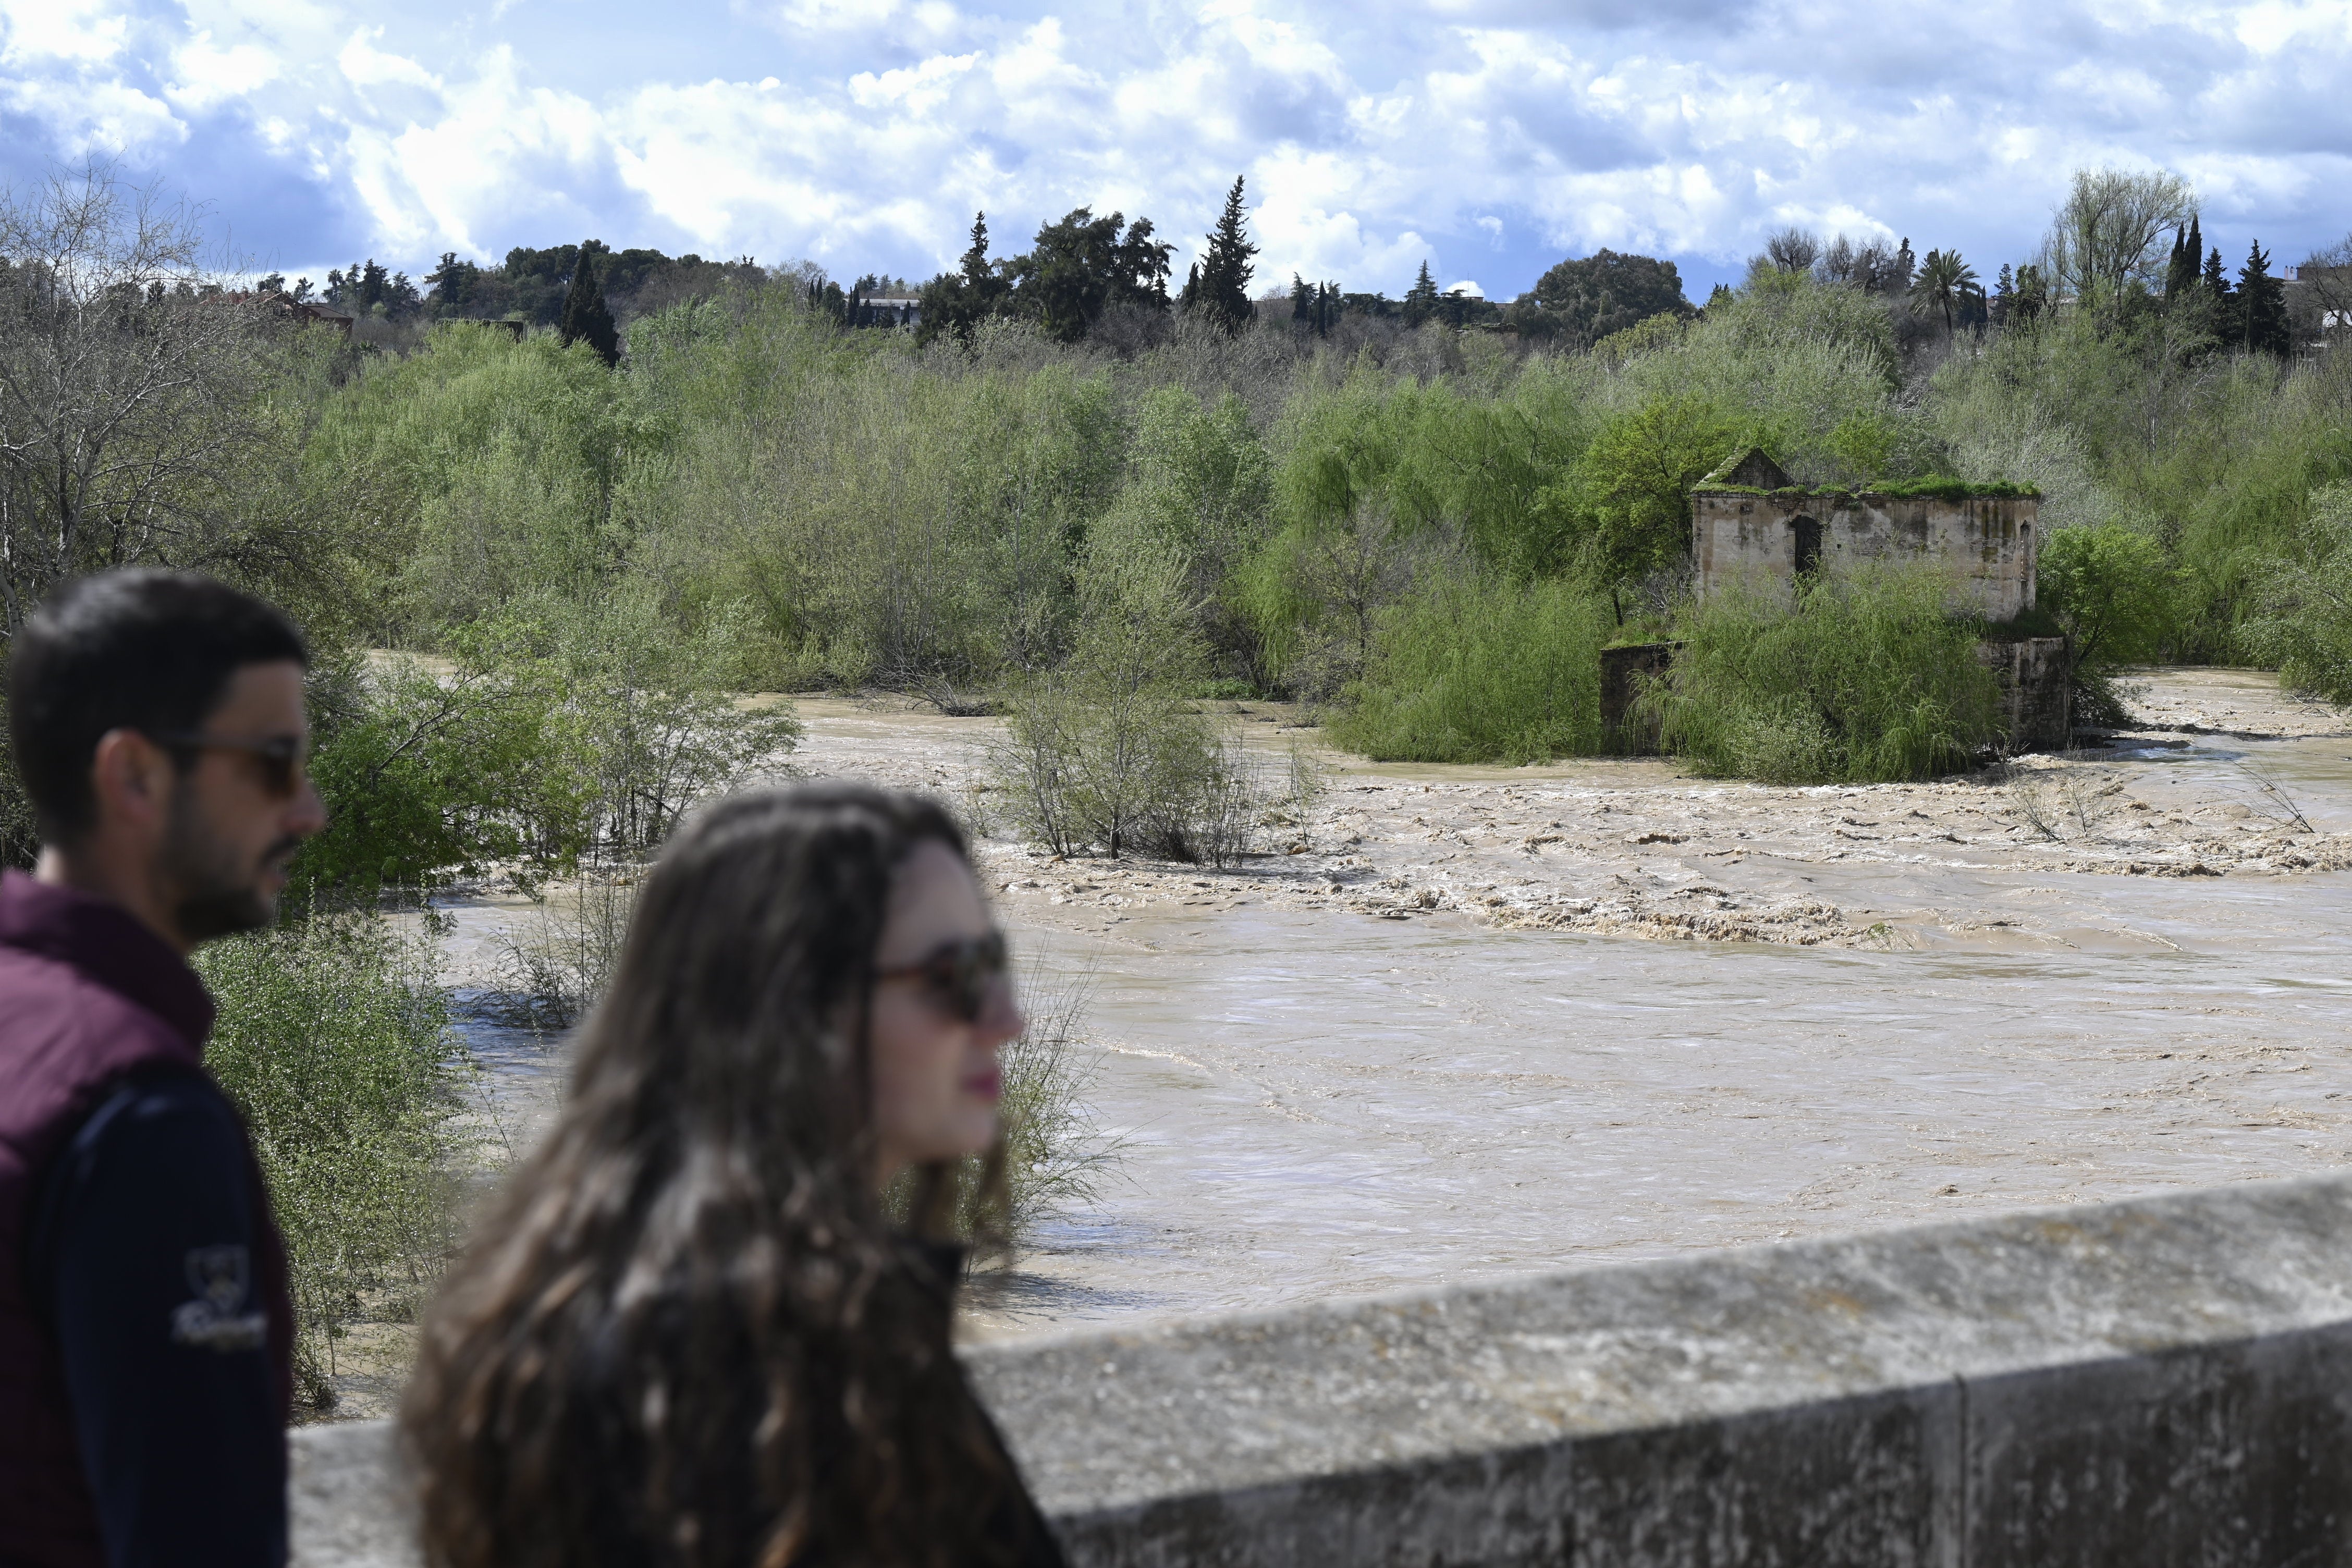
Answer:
[
  {"xmin": 2237, "ymin": 241, "xmax": 2289, "ymax": 356},
  {"xmin": 1509, "ymin": 250, "xmax": 1692, "ymax": 345},
  {"xmin": 2202, "ymin": 244, "xmax": 2233, "ymax": 303},
  {"xmin": 2037, "ymin": 167, "xmax": 2194, "ymax": 302},
  {"xmin": 1002, "ymin": 208, "xmax": 1171, "ymax": 342},
  {"xmin": 2011, "ymin": 263, "xmax": 2050, "ymax": 324},
  {"xmin": 295, "ymin": 643, "xmax": 593, "ymax": 900},
  {"xmin": 2163, "ymin": 216, "xmax": 2201, "ymax": 302},
  {"xmin": 1403, "ymin": 261, "xmax": 1440, "ymax": 326},
  {"xmin": 2244, "ymin": 484, "xmax": 2352, "ymax": 700},
  {"xmin": 1557, "ymin": 396, "xmax": 1736, "ymax": 619},
  {"xmin": 1183, "ymin": 177, "xmax": 1257, "ymax": 335},
  {"xmin": 1912, "ymin": 249, "xmax": 1982, "ymax": 337},
  {"xmin": 558, "ymin": 243, "xmax": 620, "ymax": 367},
  {"xmin": 993, "ymin": 520, "xmax": 1232, "ymax": 860},
  {"xmin": 200, "ymin": 914, "xmax": 460, "ymax": 1401},
  {"xmin": 1330, "ymin": 572, "xmax": 1609, "ymax": 764},
  {"xmin": 915, "ymin": 213, "xmax": 1007, "ymax": 343},
  {"xmin": 1646, "ymin": 567, "xmax": 2004, "ymax": 784},
  {"xmin": 0, "ymin": 165, "xmax": 345, "ymax": 650},
  {"xmin": 423, "ymin": 252, "xmax": 483, "ymax": 315},
  {"xmin": 2037, "ymin": 524, "xmax": 2179, "ymax": 678}
]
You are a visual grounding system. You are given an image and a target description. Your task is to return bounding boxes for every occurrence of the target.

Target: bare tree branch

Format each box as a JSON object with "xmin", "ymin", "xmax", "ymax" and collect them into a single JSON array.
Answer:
[{"xmin": 0, "ymin": 160, "xmax": 291, "ymax": 636}]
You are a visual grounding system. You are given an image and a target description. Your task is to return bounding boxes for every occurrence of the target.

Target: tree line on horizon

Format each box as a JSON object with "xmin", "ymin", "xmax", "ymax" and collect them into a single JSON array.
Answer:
[{"xmin": 275, "ymin": 164, "xmax": 2337, "ymax": 375}]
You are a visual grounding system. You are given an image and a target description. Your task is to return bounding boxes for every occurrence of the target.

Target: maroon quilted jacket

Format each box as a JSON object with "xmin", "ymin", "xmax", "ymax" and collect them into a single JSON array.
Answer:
[{"xmin": 0, "ymin": 870, "xmax": 292, "ymax": 1567}]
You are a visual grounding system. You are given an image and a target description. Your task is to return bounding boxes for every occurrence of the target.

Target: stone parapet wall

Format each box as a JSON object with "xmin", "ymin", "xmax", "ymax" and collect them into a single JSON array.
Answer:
[{"xmin": 293, "ymin": 1173, "xmax": 2352, "ymax": 1567}]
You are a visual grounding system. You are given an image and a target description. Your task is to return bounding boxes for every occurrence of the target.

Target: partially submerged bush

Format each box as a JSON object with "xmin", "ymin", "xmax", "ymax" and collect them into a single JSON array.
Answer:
[
  {"xmin": 496, "ymin": 870, "xmax": 641, "ymax": 1030},
  {"xmin": 2037, "ymin": 522, "xmax": 2180, "ymax": 718},
  {"xmin": 296, "ymin": 591, "xmax": 801, "ymax": 901},
  {"xmin": 1330, "ymin": 573, "xmax": 1610, "ymax": 764},
  {"xmin": 992, "ymin": 683, "xmax": 1273, "ymax": 863},
  {"xmin": 995, "ymin": 969, "xmax": 1112, "ymax": 1233},
  {"xmin": 296, "ymin": 647, "xmax": 593, "ymax": 900},
  {"xmin": 199, "ymin": 913, "xmax": 462, "ymax": 1406},
  {"xmin": 1646, "ymin": 567, "xmax": 2005, "ymax": 783},
  {"xmin": 991, "ymin": 511, "xmax": 1270, "ymax": 862},
  {"xmin": 898, "ymin": 966, "xmax": 1120, "ymax": 1247}
]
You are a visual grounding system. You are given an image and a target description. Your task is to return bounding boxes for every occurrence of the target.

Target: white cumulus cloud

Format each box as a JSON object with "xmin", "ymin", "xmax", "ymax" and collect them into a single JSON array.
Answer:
[{"xmin": 0, "ymin": 0, "xmax": 2342, "ymax": 297}]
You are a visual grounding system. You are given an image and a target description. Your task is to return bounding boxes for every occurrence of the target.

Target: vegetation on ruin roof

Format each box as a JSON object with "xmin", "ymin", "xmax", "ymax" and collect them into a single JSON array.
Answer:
[
  {"xmin": 1694, "ymin": 478, "xmax": 2042, "ymax": 500},
  {"xmin": 1860, "ymin": 476, "xmax": 2042, "ymax": 500}
]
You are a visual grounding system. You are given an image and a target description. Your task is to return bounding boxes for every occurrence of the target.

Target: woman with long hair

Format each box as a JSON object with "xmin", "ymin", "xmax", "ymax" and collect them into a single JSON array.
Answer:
[{"xmin": 401, "ymin": 783, "xmax": 1063, "ymax": 1568}]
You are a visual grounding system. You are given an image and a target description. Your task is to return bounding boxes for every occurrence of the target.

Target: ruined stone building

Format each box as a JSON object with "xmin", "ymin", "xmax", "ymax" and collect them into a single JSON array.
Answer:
[
  {"xmin": 1596, "ymin": 448, "xmax": 2069, "ymax": 752},
  {"xmin": 1689, "ymin": 449, "xmax": 2040, "ymax": 619}
]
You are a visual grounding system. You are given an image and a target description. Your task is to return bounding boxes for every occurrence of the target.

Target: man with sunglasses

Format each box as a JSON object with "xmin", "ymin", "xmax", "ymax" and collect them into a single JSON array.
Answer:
[{"xmin": 1, "ymin": 569, "xmax": 326, "ymax": 1568}]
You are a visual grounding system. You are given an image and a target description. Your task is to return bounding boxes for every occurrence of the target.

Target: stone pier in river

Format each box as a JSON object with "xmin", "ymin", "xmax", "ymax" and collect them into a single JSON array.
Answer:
[{"xmin": 293, "ymin": 1171, "xmax": 2352, "ymax": 1566}]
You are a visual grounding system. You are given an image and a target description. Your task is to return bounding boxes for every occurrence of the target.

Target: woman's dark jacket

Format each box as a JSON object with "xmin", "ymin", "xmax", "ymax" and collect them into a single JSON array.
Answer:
[
  {"xmin": 568, "ymin": 1238, "xmax": 1067, "ymax": 1568},
  {"xmin": 905, "ymin": 1240, "xmax": 1068, "ymax": 1568}
]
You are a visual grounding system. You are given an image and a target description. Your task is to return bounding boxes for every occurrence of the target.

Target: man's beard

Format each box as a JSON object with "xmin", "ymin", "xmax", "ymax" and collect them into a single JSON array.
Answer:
[{"xmin": 163, "ymin": 796, "xmax": 301, "ymax": 944}]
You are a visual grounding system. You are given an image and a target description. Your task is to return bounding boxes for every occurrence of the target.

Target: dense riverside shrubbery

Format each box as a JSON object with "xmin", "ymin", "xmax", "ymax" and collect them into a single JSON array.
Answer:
[
  {"xmin": 2244, "ymin": 483, "xmax": 2352, "ymax": 702},
  {"xmin": 198, "ymin": 914, "xmax": 462, "ymax": 1405},
  {"xmin": 1329, "ymin": 574, "xmax": 1609, "ymax": 763},
  {"xmin": 1645, "ymin": 569, "xmax": 2005, "ymax": 784},
  {"xmin": 276, "ymin": 226, "xmax": 2345, "ymax": 792}
]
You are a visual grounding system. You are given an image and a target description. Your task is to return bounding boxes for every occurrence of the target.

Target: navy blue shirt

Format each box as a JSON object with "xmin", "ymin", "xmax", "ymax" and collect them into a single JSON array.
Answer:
[{"xmin": 27, "ymin": 1064, "xmax": 287, "ymax": 1568}]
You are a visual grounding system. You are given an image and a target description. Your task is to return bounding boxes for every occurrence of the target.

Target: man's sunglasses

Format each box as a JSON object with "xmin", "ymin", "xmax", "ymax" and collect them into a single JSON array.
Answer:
[
  {"xmin": 143, "ymin": 731, "xmax": 309, "ymax": 799},
  {"xmin": 874, "ymin": 932, "xmax": 1009, "ymax": 1022}
]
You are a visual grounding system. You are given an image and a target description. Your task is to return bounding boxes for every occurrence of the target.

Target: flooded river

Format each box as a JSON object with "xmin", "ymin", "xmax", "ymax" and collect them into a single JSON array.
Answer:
[{"xmin": 438, "ymin": 670, "xmax": 2352, "ymax": 1345}]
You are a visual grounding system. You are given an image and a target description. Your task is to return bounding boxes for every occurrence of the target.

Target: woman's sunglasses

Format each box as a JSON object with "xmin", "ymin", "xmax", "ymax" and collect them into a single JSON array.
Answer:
[
  {"xmin": 874, "ymin": 932, "xmax": 1009, "ymax": 1022},
  {"xmin": 144, "ymin": 730, "xmax": 310, "ymax": 799}
]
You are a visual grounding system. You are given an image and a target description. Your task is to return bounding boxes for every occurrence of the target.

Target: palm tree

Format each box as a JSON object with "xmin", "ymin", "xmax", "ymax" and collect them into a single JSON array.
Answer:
[{"xmin": 1912, "ymin": 248, "xmax": 1983, "ymax": 338}]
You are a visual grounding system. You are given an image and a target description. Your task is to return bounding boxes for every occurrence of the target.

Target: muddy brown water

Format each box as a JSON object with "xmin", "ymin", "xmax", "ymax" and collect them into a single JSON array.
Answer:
[{"xmin": 435, "ymin": 671, "xmax": 2352, "ymax": 1346}]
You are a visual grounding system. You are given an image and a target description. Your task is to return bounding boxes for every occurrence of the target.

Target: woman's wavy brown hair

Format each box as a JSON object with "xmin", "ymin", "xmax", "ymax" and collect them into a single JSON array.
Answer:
[{"xmin": 401, "ymin": 783, "xmax": 1016, "ymax": 1568}]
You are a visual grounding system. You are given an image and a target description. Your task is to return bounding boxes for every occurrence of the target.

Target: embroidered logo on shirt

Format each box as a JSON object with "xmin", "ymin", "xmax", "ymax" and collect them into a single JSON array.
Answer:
[{"xmin": 170, "ymin": 1245, "xmax": 267, "ymax": 1353}]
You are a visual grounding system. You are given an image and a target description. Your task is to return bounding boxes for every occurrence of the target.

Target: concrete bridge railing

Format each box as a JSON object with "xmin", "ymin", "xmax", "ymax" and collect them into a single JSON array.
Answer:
[{"xmin": 292, "ymin": 1172, "xmax": 2352, "ymax": 1567}]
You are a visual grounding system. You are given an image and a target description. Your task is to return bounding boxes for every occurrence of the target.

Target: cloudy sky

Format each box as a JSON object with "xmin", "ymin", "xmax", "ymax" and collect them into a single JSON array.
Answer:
[{"xmin": 2, "ymin": 0, "xmax": 2346, "ymax": 302}]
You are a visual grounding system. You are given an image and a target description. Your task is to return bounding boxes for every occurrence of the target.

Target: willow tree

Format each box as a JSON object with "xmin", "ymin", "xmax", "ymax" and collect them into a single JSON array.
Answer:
[{"xmin": 2036, "ymin": 166, "xmax": 2195, "ymax": 303}]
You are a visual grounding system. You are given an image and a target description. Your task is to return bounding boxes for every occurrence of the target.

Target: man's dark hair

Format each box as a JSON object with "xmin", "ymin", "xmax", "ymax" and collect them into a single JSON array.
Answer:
[{"xmin": 7, "ymin": 570, "xmax": 308, "ymax": 845}]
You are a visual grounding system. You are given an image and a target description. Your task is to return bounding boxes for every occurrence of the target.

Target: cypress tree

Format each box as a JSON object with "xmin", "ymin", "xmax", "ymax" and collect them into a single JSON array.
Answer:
[
  {"xmin": 2238, "ymin": 240, "xmax": 2289, "ymax": 355},
  {"xmin": 2202, "ymin": 245, "xmax": 2232, "ymax": 304},
  {"xmin": 1290, "ymin": 271, "xmax": 1313, "ymax": 326},
  {"xmin": 1191, "ymin": 176, "xmax": 1257, "ymax": 335},
  {"xmin": 558, "ymin": 243, "xmax": 620, "ymax": 368},
  {"xmin": 2164, "ymin": 222, "xmax": 2199, "ymax": 302}
]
